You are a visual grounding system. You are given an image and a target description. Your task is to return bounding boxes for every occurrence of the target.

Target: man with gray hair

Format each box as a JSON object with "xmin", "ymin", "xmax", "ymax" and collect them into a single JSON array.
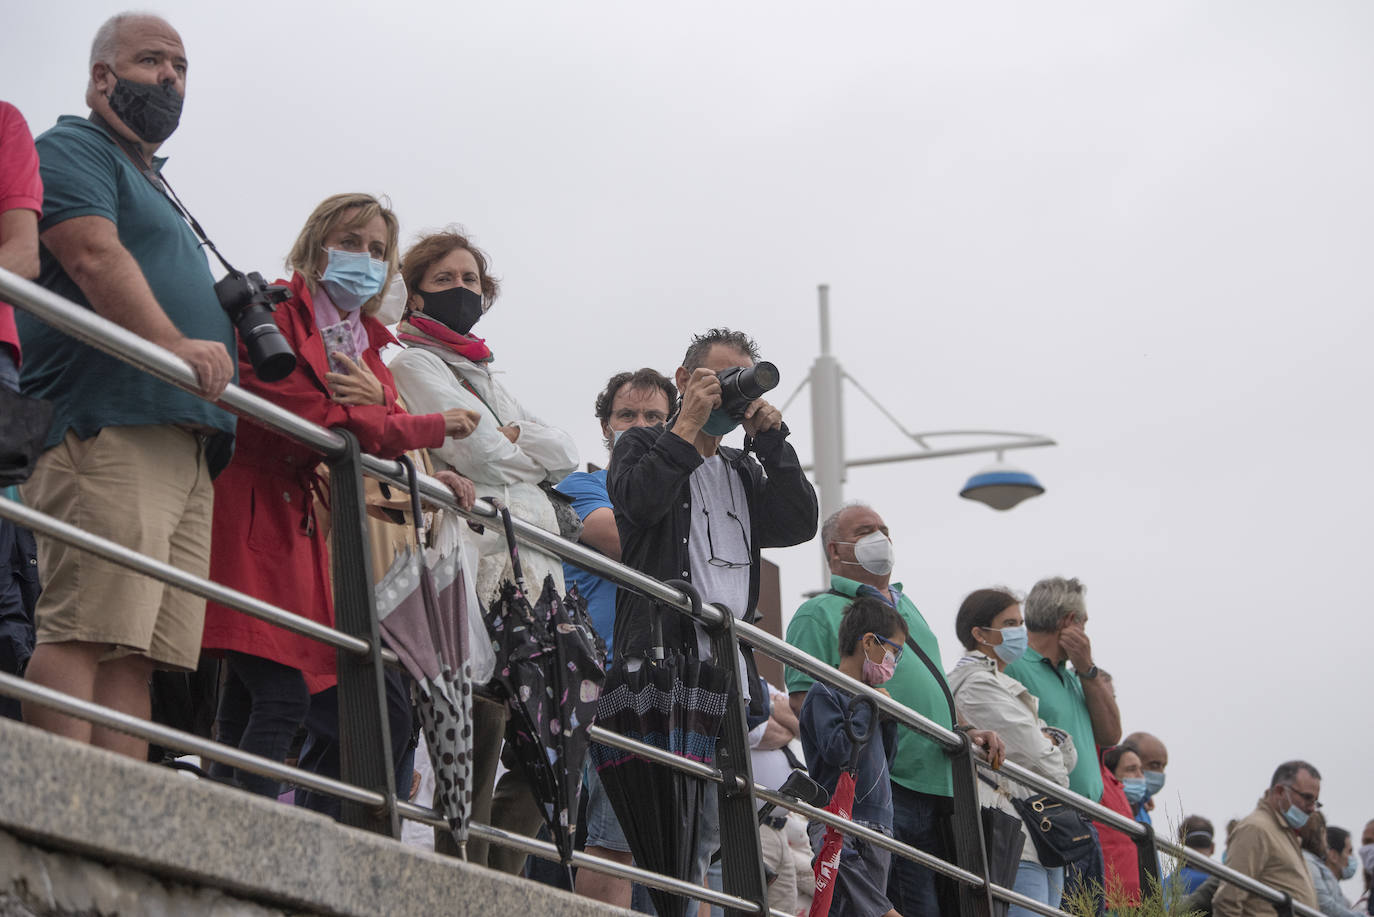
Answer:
[
  {"xmin": 1005, "ymin": 576, "xmax": 1122, "ymax": 909},
  {"xmin": 18, "ymin": 12, "xmax": 235, "ymax": 758},
  {"xmin": 1212, "ymin": 761, "xmax": 1321, "ymax": 916},
  {"xmin": 785, "ymin": 502, "xmax": 1005, "ymax": 916}
]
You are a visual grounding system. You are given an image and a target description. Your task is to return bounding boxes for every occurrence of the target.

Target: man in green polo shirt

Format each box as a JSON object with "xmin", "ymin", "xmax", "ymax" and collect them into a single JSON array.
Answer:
[
  {"xmin": 784, "ymin": 503, "xmax": 1004, "ymax": 917},
  {"xmin": 1005, "ymin": 576, "xmax": 1122, "ymax": 910}
]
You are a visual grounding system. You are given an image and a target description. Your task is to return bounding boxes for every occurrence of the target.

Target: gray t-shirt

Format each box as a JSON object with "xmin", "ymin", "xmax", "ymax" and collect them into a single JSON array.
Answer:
[{"xmin": 687, "ymin": 455, "xmax": 751, "ymax": 661}]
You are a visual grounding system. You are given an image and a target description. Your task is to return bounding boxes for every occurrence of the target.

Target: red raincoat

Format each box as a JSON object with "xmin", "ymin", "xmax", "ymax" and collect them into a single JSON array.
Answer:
[
  {"xmin": 201, "ymin": 273, "xmax": 446, "ymax": 676},
  {"xmin": 1096, "ymin": 753, "xmax": 1142, "ymax": 906}
]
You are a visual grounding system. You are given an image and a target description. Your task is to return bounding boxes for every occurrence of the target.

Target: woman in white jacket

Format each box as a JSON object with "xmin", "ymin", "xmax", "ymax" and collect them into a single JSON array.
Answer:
[
  {"xmin": 389, "ymin": 229, "xmax": 579, "ymax": 604},
  {"xmin": 388, "ymin": 228, "xmax": 579, "ymax": 871},
  {"xmin": 945, "ymin": 588, "xmax": 1077, "ymax": 917}
]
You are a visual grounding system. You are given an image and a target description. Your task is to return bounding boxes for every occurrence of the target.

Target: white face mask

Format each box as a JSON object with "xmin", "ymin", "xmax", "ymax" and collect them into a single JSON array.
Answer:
[{"xmin": 834, "ymin": 531, "xmax": 894, "ymax": 576}]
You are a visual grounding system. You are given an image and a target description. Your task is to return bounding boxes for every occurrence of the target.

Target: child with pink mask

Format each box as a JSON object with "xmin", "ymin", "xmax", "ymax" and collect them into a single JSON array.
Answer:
[{"xmin": 799, "ymin": 596, "xmax": 909, "ymax": 917}]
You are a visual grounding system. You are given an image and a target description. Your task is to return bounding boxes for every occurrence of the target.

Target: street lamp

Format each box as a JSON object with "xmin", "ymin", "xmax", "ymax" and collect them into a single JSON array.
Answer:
[{"xmin": 784, "ymin": 285, "xmax": 1057, "ymax": 575}]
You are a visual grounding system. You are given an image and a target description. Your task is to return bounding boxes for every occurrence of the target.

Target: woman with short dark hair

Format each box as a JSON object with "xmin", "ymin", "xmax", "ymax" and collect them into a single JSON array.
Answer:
[{"xmin": 946, "ymin": 588, "xmax": 1077, "ymax": 917}]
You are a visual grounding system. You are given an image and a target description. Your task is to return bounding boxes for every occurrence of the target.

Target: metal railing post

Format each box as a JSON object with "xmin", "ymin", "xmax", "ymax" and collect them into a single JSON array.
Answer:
[
  {"xmin": 328, "ymin": 429, "xmax": 399, "ymax": 837},
  {"xmin": 706, "ymin": 604, "xmax": 769, "ymax": 917},
  {"xmin": 1133, "ymin": 820, "xmax": 1160, "ymax": 895},
  {"xmin": 947, "ymin": 730, "xmax": 996, "ymax": 917}
]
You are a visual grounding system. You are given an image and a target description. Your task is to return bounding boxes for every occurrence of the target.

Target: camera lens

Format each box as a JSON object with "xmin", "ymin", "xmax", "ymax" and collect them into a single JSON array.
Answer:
[{"xmin": 237, "ymin": 305, "xmax": 296, "ymax": 383}]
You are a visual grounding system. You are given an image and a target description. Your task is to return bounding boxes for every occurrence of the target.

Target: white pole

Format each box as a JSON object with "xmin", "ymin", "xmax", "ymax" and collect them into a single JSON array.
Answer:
[{"xmin": 809, "ymin": 284, "xmax": 845, "ymax": 581}]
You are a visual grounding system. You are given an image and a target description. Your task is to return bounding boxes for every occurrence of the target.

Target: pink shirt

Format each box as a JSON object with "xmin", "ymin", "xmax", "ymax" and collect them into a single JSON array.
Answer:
[{"xmin": 0, "ymin": 101, "xmax": 43, "ymax": 365}]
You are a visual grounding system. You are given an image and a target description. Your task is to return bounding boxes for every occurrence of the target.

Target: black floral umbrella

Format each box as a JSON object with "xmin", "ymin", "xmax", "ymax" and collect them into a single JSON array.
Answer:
[{"xmin": 484, "ymin": 502, "xmax": 605, "ymax": 868}]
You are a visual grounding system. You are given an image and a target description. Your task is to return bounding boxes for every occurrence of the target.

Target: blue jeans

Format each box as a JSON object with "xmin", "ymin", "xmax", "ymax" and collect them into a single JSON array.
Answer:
[
  {"xmin": 209, "ymin": 652, "xmax": 311, "ymax": 797},
  {"xmin": 1063, "ymin": 823, "xmax": 1106, "ymax": 916},
  {"xmin": 1009, "ymin": 859, "xmax": 1064, "ymax": 917},
  {"xmin": 887, "ymin": 783, "xmax": 948, "ymax": 917}
]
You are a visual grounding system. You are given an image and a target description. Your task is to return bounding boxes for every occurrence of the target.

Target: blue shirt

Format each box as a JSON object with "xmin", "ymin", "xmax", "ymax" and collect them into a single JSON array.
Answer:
[
  {"xmin": 19, "ymin": 116, "xmax": 236, "ymax": 471},
  {"xmin": 554, "ymin": 469, "xmax": 616, "ymax": 658}
]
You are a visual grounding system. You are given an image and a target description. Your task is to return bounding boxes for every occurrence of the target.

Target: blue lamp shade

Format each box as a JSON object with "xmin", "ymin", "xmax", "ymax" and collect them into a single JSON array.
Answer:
[{"xmin": 959, "ymin": 464, "xmax": 1045, "ymax": 511}]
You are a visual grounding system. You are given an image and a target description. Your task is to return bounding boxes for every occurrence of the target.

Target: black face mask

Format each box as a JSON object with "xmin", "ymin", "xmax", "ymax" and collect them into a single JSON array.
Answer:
[
  {"xmin": 107, "ymin": 72, "xmax": 184, "ymax": 143},
  {"xmin": 417, "ymin": 286, "xmax": 484, "ymax": 335}
]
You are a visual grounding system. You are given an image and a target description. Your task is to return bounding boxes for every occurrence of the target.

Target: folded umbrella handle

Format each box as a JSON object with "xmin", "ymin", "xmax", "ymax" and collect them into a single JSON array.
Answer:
[
  {"xmin": 490, "ymin": 497, "xmax": 530, "ymax": 601},
  {"xmin": 398, "ymin": 455, "xmax": 426, "ymax": 544},
  {"xmin": 844, "ymin": 694, "xmax": 877, "ymax": 773},
  {"xmin": 663, "ymin": 579, "xmax": 703, "ymax": 662}
]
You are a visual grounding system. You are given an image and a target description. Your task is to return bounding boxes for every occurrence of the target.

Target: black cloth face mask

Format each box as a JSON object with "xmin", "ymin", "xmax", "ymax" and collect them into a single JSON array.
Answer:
[
  {"xmin": 107, "ymin": 73, "xmax": 184, "ymax": 143},
  {"xmin": 418, "ymin": 286, "xmax": 484, "ymax": 335}
]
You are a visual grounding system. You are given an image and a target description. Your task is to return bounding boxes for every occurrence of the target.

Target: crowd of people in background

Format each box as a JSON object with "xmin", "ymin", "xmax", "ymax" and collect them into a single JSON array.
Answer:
[{"xmin": 0, "ymin": 12, "xmax": 1370, "ymax": 917}]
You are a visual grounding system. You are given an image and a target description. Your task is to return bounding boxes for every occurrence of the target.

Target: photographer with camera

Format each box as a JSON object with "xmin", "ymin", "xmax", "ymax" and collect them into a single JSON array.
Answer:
[
  {"xmin": 606, "ymin": 327, "xmax": 817, "ymax": 892},
  {"xmin": 200, "ymin": 193, "xmax": 479, "ymax": 798},
  {"xmin": 17, "ymin": 14, "xmax": 240, "ymax": 758}
]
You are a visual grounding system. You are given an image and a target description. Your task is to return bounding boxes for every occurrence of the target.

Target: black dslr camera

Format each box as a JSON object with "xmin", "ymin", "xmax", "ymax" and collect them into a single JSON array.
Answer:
[
  {"xmin": 715, "ymin": 361, "xmax": 780, "ymax": 420},
  {"xmin": 214, "ymin": 270, "xmax": 296, "ymax": 383}
]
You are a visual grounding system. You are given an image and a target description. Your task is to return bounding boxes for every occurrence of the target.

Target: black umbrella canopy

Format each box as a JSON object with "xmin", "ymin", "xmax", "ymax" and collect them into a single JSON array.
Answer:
[
  {"xmin": 589, "ymin": 652, "xmax": 729, "ymax": 917},
  {"xmin": 483, "ymin": 502, "xmax": 606, "ymax": 865},
  {"xmin": 492, "ymin": 574, "xmax": 605, "ymax": 864}
]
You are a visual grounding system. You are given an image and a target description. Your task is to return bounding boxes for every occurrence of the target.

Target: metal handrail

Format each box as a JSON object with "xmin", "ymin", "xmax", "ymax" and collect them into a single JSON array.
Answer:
[
  {"xmin": 0, "ymin": 495, "xmax": 386, "ymax": 661},
  {"xmin": 0, "ymin": 265, "xmax": 1322, "ymax": 917}
]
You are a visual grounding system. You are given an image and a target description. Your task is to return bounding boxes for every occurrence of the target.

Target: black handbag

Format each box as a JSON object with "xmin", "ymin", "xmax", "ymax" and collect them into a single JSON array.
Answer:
[
  {"xmin": 0, "ymin": 384, "xmax": 53, "ymax": 487},
  {"xmin": 1008, "ymin": 789, "xmax": 1096, "ymax": 867}
]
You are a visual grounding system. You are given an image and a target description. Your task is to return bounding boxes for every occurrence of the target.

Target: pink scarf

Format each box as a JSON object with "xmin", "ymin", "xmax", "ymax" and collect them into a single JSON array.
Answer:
[{"xmin": 397, "ymin": 313, "xmax": 493, "ymax": 363}]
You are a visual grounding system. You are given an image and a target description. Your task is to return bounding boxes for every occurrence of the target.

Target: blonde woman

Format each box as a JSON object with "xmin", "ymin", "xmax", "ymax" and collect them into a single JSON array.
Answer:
[{"xmin": 202, "ymin": 194, "xmax": 478, "ymax": 797}]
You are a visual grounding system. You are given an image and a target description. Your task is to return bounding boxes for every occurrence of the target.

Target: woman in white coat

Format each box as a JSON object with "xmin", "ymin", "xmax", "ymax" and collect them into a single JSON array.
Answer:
[
  {"xmin": 388, "ymin": 228, "xmax": 579, "ymax": 871},
  {"xmin": 389, "ymin": 229, "xmax": 578, "ymax": 604},
  {"xmin": 945, "ymin": 588, "xmax": 1078, "ymax": 917}
]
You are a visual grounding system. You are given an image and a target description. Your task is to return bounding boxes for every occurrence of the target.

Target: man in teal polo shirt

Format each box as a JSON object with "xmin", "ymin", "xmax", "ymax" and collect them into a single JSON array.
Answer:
[
  {"xmin": 18, "ymin": 13, "xmax": 236, "ymax": 759},
  {"xmin": 785, "ymin": 503, "xmax": 1004, "ymax": 917},
  {"xmin": 1005, "ymin": 576, "xmax": 1122, "ymax": 910}
]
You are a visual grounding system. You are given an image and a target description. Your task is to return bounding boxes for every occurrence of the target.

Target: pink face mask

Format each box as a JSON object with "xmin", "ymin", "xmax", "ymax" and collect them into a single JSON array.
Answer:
[{"xmin": 862, "ymin": 645, "xmax": 897, "ymax": 686}]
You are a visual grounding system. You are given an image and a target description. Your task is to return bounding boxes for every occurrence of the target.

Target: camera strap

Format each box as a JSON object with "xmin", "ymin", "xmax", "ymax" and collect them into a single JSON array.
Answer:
[{"xmin": 88, "ymin": 112, "xmax": 240, "ymax": 277}]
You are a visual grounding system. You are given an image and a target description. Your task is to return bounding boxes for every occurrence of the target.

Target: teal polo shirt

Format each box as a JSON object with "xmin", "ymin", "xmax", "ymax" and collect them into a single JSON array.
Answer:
[
  {"xmin": 19, "ymin": 116, "xmax": 236, "ymax": 471},
  {"xmin": 1005, "ymin": 647, "xmax": 1103, "ymax": 802},
  {"xmin": 784, "ymin": 574, "xmax": 953, "ymax": 797}
]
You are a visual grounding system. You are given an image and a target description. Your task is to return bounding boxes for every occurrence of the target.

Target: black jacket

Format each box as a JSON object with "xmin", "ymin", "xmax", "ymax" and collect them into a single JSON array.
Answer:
[{"xmin": 608, "ymin": 421, "xmax": 818, "ymax": 659}]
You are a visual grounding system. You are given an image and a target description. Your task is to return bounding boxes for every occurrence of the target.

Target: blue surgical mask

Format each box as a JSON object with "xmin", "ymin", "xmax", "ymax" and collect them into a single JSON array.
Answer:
[
  {"xmin": 319, "ymin": 248, "xmax": 387, "ymax": 313},
  {"xmin": 1340, "ymin": 852, "xmax": 1358, "ymax": 881},
  {"xmin": 701, "ymin": 407, "xmax": 738, "ymax": 436},
  {"xmin": 1144, "ymin": 770, "xmax": 1166, "ymax": 798},
  {"xmin": 1281, "ymin": 804, "xmax": 1309, "ymax": 830},
  {"xmin": 612, "ymin": 428, "xmax": 628, "ymax": 448},
  {"xmin": 992, "ymin": 624, "xmax": 1028, "ymax": 665},
  {"xmin": 1122, "ymin": 777, "xmax": 1148, "ymax": 805}
]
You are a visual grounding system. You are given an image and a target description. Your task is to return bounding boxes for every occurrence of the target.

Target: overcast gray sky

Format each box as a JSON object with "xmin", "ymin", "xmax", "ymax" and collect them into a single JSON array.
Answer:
[{"xmin": 5, "ymin": 0, "xmax": 1371, "ymax": 888}]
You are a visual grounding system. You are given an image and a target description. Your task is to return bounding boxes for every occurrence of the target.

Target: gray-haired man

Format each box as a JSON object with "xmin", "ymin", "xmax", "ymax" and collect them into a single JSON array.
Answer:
[{"xmin": 1005, "ymin": 577, "xmax": 1122, "ymax": 909}]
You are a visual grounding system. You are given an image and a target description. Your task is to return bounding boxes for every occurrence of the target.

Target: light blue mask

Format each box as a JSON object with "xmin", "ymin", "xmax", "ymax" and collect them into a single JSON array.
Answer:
[
  {"xmin": 992, "ymin": 624, "xmax": 1028, "ymax": 664},
  {"xmin": 1122, "ymin": 777, "xmax": 1148, "ymax": 806},
  {"xmin": 1144, "ymin": 770, "xmax": 1166, "ymax": 798},
  {"xmin": 320, "ymin": 248, "xmax": 387, "ymax": 313},
  {"xmin": 701, "ymin": 407, "xmax": 738, "ymax": 437},
  {"xmin": 1281, "ymin": 804, "xmax": 1309, "ymax": 830},
  {"xmin": 1340, "ymin": 852, "xmax": 1358, "ymax": 881}
]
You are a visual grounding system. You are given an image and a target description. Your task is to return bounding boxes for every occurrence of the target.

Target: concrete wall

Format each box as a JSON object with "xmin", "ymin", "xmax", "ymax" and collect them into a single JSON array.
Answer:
[{"xmin": 0, "ymin": 716, "xmax": 626, "ymax": 917}]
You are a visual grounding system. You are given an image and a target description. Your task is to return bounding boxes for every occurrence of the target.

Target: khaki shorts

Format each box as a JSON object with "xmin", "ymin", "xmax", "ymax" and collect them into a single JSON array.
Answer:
[{"xmin": 23, "ymin": 424, "xmax": 214, "ymax": 671}]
